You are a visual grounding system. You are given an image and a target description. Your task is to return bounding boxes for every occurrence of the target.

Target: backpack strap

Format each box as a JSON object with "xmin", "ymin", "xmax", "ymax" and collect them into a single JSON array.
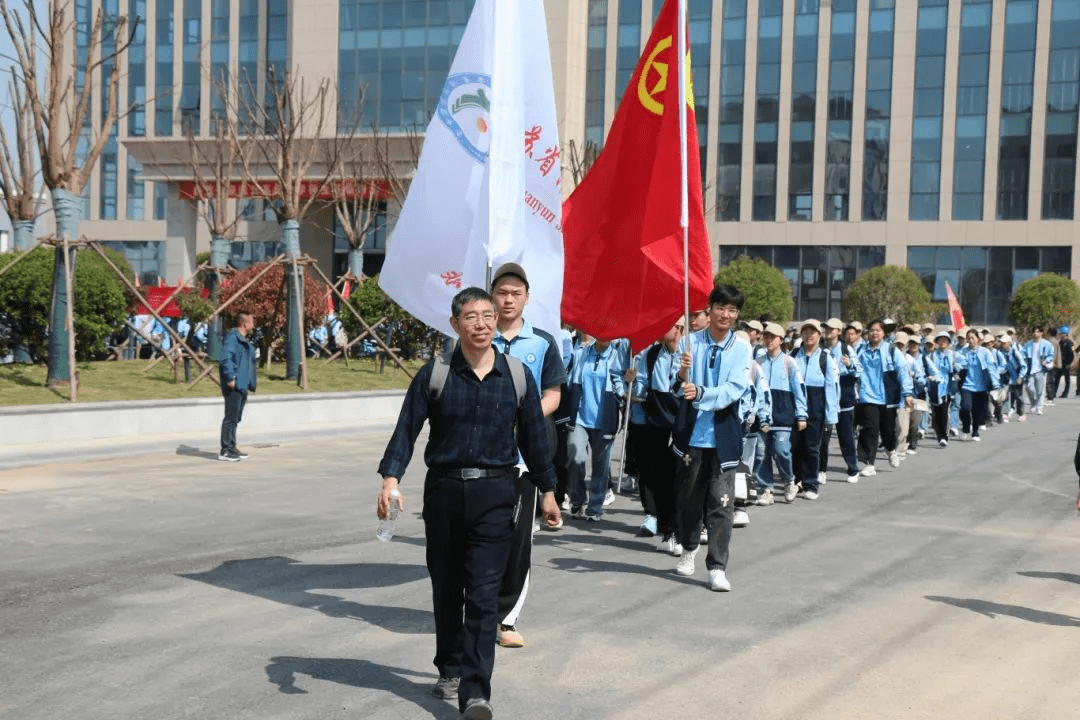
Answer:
[{"xmin": 429, "ymin": 353, "xmax": 527, "ymax": 408}]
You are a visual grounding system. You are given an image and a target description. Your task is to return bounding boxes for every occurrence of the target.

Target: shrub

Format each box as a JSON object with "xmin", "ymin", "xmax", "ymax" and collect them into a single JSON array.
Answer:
[
  {"xmin": 843, "ymin": 265, "xmax": 931, "ymax": 326},
  {"xmin": 1008, "ymin": 273, "xmax": 1080, "ymax": 332},
  {"xmin": 714, "ymin": 255, "xmax": 795, "ymax": 324},
  {"xmin": 0, "ymin": 246, "xmax": 135, "ymax": 361}
]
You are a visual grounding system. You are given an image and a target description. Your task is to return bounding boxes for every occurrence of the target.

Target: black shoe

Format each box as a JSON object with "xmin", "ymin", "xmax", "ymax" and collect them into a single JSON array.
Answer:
[
  {"xmin": 461, "ymin": 697, "xmax": 493, "ymax": 720},
  {"xmin": 218, "ymin": 451, "xmax": 241, "ymax": 462},
  {"xmin": 432, "ymin": 676, "xmax": 459, "ymax": 700}
]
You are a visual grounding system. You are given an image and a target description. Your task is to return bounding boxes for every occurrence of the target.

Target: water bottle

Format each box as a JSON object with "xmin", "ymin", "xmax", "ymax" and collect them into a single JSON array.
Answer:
[{"xmin": 377, "ymin": 489, "xmax": 401, "ymax": 541}]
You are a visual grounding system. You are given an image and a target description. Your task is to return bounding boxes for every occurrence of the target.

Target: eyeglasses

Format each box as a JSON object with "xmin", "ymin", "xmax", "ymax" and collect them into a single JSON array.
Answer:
[{"xmin": 459, "ymin": 311, "xmax": 496, "ymax": 324}]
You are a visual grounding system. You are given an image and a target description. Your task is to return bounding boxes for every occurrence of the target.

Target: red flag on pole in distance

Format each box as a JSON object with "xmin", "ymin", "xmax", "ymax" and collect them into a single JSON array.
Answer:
[
  {"xmin": 945, "ymin": 281, "xmax": 966, "ymax": 331},
  {"xmin": 561, "ymin": 0, "xmax": 712, "ymax": 351}
]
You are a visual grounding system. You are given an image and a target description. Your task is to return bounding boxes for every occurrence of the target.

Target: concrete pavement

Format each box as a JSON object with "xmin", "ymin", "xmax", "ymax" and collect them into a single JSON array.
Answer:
[{"xmin": 2, "ymin": 401, "xmax": 1080, "ymax": 719}]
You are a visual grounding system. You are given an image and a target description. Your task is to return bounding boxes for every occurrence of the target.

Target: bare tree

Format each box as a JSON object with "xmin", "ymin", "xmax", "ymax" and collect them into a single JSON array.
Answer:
[
  {"xmin": 0, "ymin": 0, "xmax": 133, "ymax": 387},
  {"xmin": 236, "ymin": 67, "xmax": 340, "ymax": 383}
]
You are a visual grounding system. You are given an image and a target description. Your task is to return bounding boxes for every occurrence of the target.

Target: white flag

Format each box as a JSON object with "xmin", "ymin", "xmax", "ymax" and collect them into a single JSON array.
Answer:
[{"xmin": 379, "ymin": 0, "xmax": 564, "ymax": 339}]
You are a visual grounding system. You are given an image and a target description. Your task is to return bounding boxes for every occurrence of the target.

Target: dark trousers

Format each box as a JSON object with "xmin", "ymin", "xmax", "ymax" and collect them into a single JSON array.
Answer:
[
  {"xmin": 1047, "ymin": 368, "xmax": 1060, "ymax": 400},
  {"xmin": 627, "ymin": 423, "xmax": 656, "ymax": 515},
  {"xmin": 793, "ymin": 418, "xmax": 824, "ymax": 491},
  {"xmin": 1009, "ymin": 383, "xmax": 1025, "ymax": 416},
  {"xmin": 674, "ymin": 447, "xmax": 734, "ymax": 571},
  {"xmin": 424, "ymin": 470, "xmax": 515, "ymax": 711},
  {"xmin": 496, "ymin": 472, "xmax": 536, "ymax": 624},
  {"xmin": 960, "ymin": 389, "xmax": 989, "ymax": 436},
  {"xmin": 856, "ymin": 403, "xmax": 897, "ymax": 466},
  {"xmin": 636, "ymin": 424, "xmax": 677, "ymax": 537},
  {"xmin": 835, "ymin": 408, "xmax": 859, "ymax": 475},
  {"xmin": 553, "ymin": 423, "xmax": 571, "ymax": 508},
  {"xmin": 220, "ymin": 388, "xmax": 248, "ymax": 452},
  {"xmin": 931, "ymin": 399, "xmax": 952, "ymax": 441}
]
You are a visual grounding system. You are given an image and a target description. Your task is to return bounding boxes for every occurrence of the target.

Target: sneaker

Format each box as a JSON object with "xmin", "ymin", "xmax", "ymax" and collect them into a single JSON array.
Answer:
[
  {"xmin": 846, "ymin": 473, "xmax": 860, "ymax": 484},
  {"xmin": 733, "ymin": 509, "xmax": 750, "ymax": 528},
  {"xmin": 1018, "ymin": 414, "xmax": 1027, "ymax": 422},
  {"xmin": 432, "ymin": 675, "xmax": 460, "ymax": 699},
  {"xmin": 707, "ymin": 568, "xmax": 732, "ymax": 592},
  {"xmin": 784, "ymin": 481, "xmax": 798, "ymax": 503},
  {"xmin": 675, "ymin": 548, "xmax": 698, "ymax": 576},
  {"xmin": 637, "ymin": 514, "xmax": 658, "ymax": 537},
  {"xmin": 861, "ymin": 465, "xmax": 877, "ymax": 477},
  {"xmin": 218, "ymin": 451, "xmax": 241, "ymax": 462},
  {"xmin": 888, "ymin": 451, "xmax": 901, "ymax": 468},
  {"xmin": 797, "ymin": 488, "xmax": 819, "ymax": 500},
  {"xmin": 462, "ymin": 697, "xmax": 494, "ymax": 720},
  {"xmin": 817, "ymin": 471, "xmax": 827, "ymax": 485},
  {"xmin": 906, "ymin": 448, "xmax": 918, "ymax": 455},
  {"xmin": 755, "ymin": 489, "xmax": 775, "ymax": 506},
  {"xmin": 658, "ymin": 535, "xmax": 683, "ymax": 556},
  {"xmin": 603, "ymin": 488, "xmax": 616, "ymax": 506},
  {"xmin": 497, "ymin": 624, "xmax": 524, "ymax": 648}
]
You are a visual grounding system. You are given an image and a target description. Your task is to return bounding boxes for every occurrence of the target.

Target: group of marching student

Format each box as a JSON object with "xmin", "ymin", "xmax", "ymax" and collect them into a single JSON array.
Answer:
[{"xmin": 556, "ymin": 283, "xmax": 1071, "ymax": 593}]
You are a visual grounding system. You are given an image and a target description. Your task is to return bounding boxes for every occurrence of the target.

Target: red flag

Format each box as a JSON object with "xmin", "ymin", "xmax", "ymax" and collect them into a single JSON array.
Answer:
[
  {"xmin": 945, "ymin": 281, "xmax": 966, "ymax": 332},
  {"xmin": 561, "ymin": 0, "xmax": 712, "ymax": 351}
]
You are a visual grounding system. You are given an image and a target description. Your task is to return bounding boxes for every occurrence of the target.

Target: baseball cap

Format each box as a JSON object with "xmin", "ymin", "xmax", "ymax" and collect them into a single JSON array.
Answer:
[
  {"xmin": 491, "ymin": 262, "xmax": 529, "ymax": 290},
  {"xmin": 763, "ymin": 321, "xmax": 786, "ymax": 337}
]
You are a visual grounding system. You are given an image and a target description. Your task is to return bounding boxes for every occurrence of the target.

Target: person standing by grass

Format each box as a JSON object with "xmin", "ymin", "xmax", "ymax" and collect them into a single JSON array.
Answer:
[{"xmin": 218, "ymin": 312, "xmax": 256, "ymax": 462}]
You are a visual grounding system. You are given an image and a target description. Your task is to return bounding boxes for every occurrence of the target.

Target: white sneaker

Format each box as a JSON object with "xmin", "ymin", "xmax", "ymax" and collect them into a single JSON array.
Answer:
[
  {"xmin": 783, "ymin": 481, "xmax": 798, "ymax": 503},
  {"xmin": 603, "ymin": 488, "xmax": 616, "ymax": 506},
  {"xmin": 675, "ymin": 548, "xmax": 698, "ymax": 576},
  {"xmin": 861, "ymin": 465, "xmax": 877, "ymax": 477},
  {"xmin": 817, "ymin": 471, "xmax": 827, "ymax": 485},
  {"xmin": 888, "ymin": 452, "xmax": 901, "ymax": 468},
  {"xmin": 707, "ymin": 569, "xmax": 731, "ymax": 592},
  {"xmin": 733, "ymin": 509, "xmax": 750, "ymax": 528},
  {"xmin": 846, "ymin": 473, "xmax": 860, "ymax": 483}
]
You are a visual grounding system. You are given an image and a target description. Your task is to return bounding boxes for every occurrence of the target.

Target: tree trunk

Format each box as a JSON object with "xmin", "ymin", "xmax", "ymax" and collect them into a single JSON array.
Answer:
[
  {"xmin": 47, "ymin": 189, "xmax": 81, "ymax": 387},
  {"xmin": 207, "ymin": 234, "xmax": 230, "ymax": 361},
  {"xmin": 12, "ymin": 220, "xmax": 36, "ymax": 363},
  {"xmin": 348, "ymin": 246, "xmax": 364, "ymax": 278},
  {"xmin": 281, "ymin": 219, "xmax": 303, "ymax": 381},
  {"xmin": 13, "ymin": 220, "xmax": 35, "ymax": 251}
]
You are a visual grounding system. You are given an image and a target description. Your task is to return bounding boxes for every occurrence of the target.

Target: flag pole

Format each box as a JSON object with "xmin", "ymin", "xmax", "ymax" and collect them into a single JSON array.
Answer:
[{"xmin": 677, "ymin": 0, "xmax": 692, "ymax": 350}]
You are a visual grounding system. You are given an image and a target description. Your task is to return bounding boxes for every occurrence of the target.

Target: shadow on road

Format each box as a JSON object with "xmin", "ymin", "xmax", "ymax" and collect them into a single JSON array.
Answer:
[
  {"xmin": 176, "ymin": 444, "xmax": 221, "ymax": 461},
  {"xmin": 925, "ymin": 595, "xmax": 1080, "ymax": 627},
  {"xmin": 181, "ymin": 556, "xmax": 433, "ymax": 633},
  {"xmin": 265, "ymin": 656, "xmax": 455, "ymax": 719},
  {"xmin": 1017, "ymin": 570, "xmax": 1080, "ymax": 585}
]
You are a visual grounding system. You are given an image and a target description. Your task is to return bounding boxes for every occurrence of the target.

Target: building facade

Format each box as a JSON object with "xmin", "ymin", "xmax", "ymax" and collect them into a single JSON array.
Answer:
[{"xmin": 68, "ymin": 0, "xmax": 1077, "ymax": 324}]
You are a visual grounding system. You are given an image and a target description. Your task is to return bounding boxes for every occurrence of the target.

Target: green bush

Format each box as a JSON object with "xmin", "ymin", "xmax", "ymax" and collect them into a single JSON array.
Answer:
[
  {"xmin": 0, "ymin": 246, "xmax": 135, "ymax": 361},
  {"xmin": 340, "ymin": 275, "xmax": 438, "ymax": 359},
  {"xmin": 842, "ymin": 265, "xmax": 931, "ymax": 326},
  {"xmin": 1008, "ymin": 273, "xmax": 1080, "ymax": 332},
  {"xmin": 714, "ymin": 255, "xmax": 795, "ymax": 324}
]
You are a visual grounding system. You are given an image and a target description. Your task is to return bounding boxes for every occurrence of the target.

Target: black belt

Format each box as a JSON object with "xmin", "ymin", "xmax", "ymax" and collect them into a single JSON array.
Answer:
[{"xmin": 435, "ymin": 466, "xmax": 515, "ymax": 479}]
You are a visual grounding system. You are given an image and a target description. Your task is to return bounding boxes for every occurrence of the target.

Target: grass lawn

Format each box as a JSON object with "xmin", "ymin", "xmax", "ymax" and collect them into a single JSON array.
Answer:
[{"xmin": 0, "ymin": 356, "xmax": 423, "ymax": 406}]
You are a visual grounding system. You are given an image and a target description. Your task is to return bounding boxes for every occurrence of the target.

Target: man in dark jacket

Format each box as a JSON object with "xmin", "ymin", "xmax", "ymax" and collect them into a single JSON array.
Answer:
[{"xmin": 218, "ymin": 312, "xmax": 257, "ymax": 462}]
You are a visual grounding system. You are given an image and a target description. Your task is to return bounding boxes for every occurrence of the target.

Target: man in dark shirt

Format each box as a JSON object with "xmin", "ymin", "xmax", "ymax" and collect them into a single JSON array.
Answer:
[{"xmin": 377, "ymin": 286, "xmax": 560, "ymax": 720}]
